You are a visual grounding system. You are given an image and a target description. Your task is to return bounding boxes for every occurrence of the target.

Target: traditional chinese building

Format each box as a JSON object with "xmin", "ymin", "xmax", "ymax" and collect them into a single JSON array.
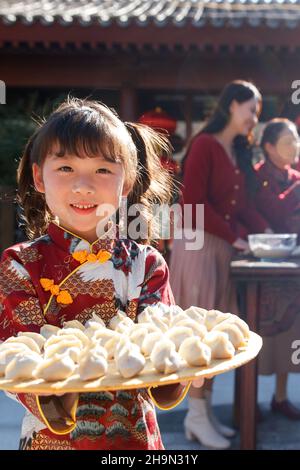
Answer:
[{"xmin": 1, "ymin": 0, "xmax": 300, "ymax": 130}]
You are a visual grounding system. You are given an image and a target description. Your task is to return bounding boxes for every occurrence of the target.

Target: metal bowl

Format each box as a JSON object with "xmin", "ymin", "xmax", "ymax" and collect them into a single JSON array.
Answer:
[{"xmin": 248, "ymin": 233, "xmax": 298, "ymax": 259}]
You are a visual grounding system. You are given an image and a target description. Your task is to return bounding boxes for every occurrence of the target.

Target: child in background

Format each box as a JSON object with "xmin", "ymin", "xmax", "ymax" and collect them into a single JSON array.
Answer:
[
  {"xmin": 0, "ymin": 98, "xmax": 202, "ymax": 450},
  {"xmin": 254, "ymin": 118, "xmax": 300, "ymax": 419}
]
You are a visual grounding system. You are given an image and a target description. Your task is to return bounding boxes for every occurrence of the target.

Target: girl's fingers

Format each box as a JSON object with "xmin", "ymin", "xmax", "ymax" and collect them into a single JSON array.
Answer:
[
  {"xmin": 180, "ymin": 377, "xmax": 205, "ymax": 388},
  {"xmin": 191, "ymin": 377, "xmax": 205, "ymax": 388}
]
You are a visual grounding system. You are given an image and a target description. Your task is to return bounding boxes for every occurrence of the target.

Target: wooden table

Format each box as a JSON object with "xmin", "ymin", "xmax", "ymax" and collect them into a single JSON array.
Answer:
[{"xmin": 230, "ymin": 256, "xmax": 300, "ymax": 450}]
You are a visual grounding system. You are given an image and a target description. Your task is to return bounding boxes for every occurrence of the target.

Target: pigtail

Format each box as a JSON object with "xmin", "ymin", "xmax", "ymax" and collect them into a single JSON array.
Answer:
[
  {"xmin": 16, "ymin": 132, "xmax": 52, "ymax": 240},
  {"xmin": 124, "ymin": 123, "xmax": 175, "ymax": 245}
]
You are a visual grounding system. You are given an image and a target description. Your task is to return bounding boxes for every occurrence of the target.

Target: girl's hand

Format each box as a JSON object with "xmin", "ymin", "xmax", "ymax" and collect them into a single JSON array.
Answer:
[
  {"xmin": 233, "ymin": 238, "xmax": 250, "ymax": 254},
  {"xmin": 180, "ymin": 377, "xmax": 204, "ymax": 388},
  {"xmin": 264, "ymin": 228, "xmax": 274, "ymax": 234}
]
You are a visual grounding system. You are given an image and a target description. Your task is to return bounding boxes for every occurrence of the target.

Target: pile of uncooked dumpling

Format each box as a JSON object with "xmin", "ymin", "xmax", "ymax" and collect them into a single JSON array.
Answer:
[{"xmin": 0, "ymin": 304, "xmax": 250, "ymax": 383}]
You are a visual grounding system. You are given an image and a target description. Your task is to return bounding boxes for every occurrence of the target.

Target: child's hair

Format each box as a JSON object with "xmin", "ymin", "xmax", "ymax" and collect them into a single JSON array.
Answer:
[
  {"xmin": 17, "ymin": 97, "xmax": 173, "ymax": 244},
  {"xmin": 260, "ymin": 118, "xmax": 297, "ymax": 159},
  {"xmin": 181, "ymin": 80, "xmax": 262, "ymax": 194}
]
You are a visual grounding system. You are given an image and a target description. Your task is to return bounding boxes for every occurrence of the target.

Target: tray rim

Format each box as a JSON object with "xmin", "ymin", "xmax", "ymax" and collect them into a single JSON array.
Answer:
[{"xmin": 0, "ymin": 331, "xmax": 262, "ymax": 394}]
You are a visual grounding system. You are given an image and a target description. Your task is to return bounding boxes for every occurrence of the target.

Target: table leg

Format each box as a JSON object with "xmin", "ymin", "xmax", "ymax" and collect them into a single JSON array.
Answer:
[{"xmin": 240, "ymin": 281, "xmax": 259, "ymax": 450}]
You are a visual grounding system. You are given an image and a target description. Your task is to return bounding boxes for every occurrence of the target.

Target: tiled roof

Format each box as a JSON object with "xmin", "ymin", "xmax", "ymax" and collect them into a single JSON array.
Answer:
[{"xmin": 1, "ymin": 0, "xmax": 300, "ymax": 28}]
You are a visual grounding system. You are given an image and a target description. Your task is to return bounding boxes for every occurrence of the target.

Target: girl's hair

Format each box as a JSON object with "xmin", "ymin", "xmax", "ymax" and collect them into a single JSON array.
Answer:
[
  {"xmin": 182, "ymin": 80, "xmax": 262, "ymax": 193},
  {"xmin": 260, "ymin": 118, "xmax": 297, "ymax": 159},
  {"xmin": 17, "ymin": 97, "xmax": 173, "ymax": 243}
]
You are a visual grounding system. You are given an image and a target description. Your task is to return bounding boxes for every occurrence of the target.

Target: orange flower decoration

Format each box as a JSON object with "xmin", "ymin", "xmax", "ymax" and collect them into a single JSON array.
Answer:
[
  {"xmin": 40, "ymin": 278, "xmax": 54, "ymax": 291},
  {"xmin": 40, "ymin": 278, "xmax": 73, "ymax": 305},
  {"xmin": 97, "ymin": 250, "xmax": 112, "ymax": 264},
  {"xmin": 72, "ymin": 250, "xmax": 88, "ymax": 264},
  {"xmin": 72, "ymin": 249, "xmax": 112, "ymax": 264},
  {"xmin": 56, "ymin": 290, "xmax": 73, "ymax": 305}
]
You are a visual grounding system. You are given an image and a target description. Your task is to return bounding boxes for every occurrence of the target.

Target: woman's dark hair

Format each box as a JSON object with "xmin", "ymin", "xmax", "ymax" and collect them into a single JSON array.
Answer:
[
  {"xmin": 17, "ymin": 98, "xmax": 173, "ymax": 243},
  {"xmin": 260, "ymin": 118, "xmax": 297, "ymax": 159},
  {"xmin": 182, "ymin": 80, "xmax": 262, "ymax": 193}
]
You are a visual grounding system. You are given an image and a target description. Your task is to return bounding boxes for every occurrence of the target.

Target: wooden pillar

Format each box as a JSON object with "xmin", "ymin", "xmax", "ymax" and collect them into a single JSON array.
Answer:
[
  {"xmin": 184, "ymin": 93, "xmax": 193, "ymax": 142},
  {"xmin": 120, "ymin": 84, "xmax": 138, "ymax": 122}
]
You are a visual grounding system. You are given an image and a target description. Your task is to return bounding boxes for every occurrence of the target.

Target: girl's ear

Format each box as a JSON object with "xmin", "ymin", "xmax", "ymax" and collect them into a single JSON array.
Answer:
[
  {"xmin": 264, "ymin": 142, "xmax": 274, "ymax": 158},
  {"xmin": 229, "ymin": 99, "xmax": 239, "ymax": 115},
  {"xmin": 32, "ymin": 163, "xmax": 45, "ymax": 193}
]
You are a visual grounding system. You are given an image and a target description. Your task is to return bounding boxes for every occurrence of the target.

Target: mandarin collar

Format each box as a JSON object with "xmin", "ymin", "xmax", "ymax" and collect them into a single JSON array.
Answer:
[
  {"xmin": 265, "ymin": 158, "xmax": 290, "ymax": 184},
  {"xmin": 47, "ymin": 221, "xmax": 116, "ymax": 255}
]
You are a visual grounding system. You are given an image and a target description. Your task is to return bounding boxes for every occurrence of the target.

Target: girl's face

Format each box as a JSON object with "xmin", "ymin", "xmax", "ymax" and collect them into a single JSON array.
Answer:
[
  {"xmin": 229, "ymin": 97, "xmax": 259, "ymax": 136},
  {"xmin": 32, "ymin": 149, "xmax": 130, "ymax": 242},
  {"xmin": 265, "ymin": 125, "xmax": 300, "ymax": 169}
]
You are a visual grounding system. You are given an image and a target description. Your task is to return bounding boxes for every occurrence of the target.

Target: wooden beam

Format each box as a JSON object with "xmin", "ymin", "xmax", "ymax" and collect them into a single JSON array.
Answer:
[{"xmin": 1, "ymin": 51, "xmax": 299, "ymax": 95}]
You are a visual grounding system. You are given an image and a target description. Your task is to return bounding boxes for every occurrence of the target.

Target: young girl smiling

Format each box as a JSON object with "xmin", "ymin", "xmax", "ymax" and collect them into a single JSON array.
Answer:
[{"xmin": 0, "ymin": 98, "xmax": 202, "ymax": 450}]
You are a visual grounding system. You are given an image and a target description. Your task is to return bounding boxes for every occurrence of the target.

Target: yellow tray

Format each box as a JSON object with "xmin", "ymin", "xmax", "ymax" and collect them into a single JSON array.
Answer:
[{"xmin": 0, "ymin": 332, "xmax": 262, "ymax": 394}]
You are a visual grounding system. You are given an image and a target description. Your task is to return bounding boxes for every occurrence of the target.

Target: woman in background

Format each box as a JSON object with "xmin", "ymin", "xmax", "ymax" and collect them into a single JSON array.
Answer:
[{"xmin": 170, "ymin": 80, "xmax": 269, "ymax": 449}]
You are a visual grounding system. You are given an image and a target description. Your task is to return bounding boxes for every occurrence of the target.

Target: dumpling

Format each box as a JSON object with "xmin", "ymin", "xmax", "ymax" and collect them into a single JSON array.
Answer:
[
  {"xmin": 3, "ymin": 336, "xmax": 40, "ymax": 354},
  {"xmin": 205, "ymin": 310, "xmax": 231, "ymax": 331},
  {"xmin": 212, "ymin": 322, "xmax": 247, "ymax": 348},
  {"xmin": 85, "ymin": 316, "xmax": 106, "ymax": 329},
  {"xmin": 79, "ymin": 347, "xmax": 108, "ymax": 381},
  {"xmin": 40, "ymin": 325, "xmax": 60, "ymax": 340},
  {"xmin": 141, "ymin": 331, "xmax": 164, "ymax": 356},
  {"xmin": 174, "ymin": 319, "xmax": 207, "ymax": 339},
  {"xmin": 90, "ymin": 328, "xmax": 118, "ymax": 346},
  {"xmin": 129, "ymin": 322, "xmax": 158, "ymax": 335},
  {"xmin": 84, "ymin": 322, "xmax": 106, "ymax": 338},
  {"xmin": 179, "ymin": 337, "xmax": 211, "ymax": 367},
  {"xmin": 44, "ymin": 343, "xmax": 81, "ymax": 363},
  {"xmin": 115, "ymin": 317, "xmax": 135, "ymax": 334},
  {"xmin": 169, "ymin": 313, "xmax": 189, "ymax": 327},
  {"xmin": 17, "ymin": 332, "xmax": 46, "ymax": 351},
  {"xmin": 104, "ymin": 333, "xmax": 123, "ymax": 360},
  {"xmin": 5, "ymin": 352, "xmax": 42, "ymax": 381},
  {"xmin": 57, "ymin": 328, "xmax": 90, "ymax": 348},
  {"xmin": 44, "ymin": 334, "xmax": 83, "ymax": 351},
  {"xmin": 166, "ymin": 326, "xmax": 194, "ymax": 351},
  {"xmin": 108, "ymin": 310, "xmax": 127, "ymax": 330},
  {"xmin": 115, "ymin": 340, "xmax": 146, "ymax": 379},
  {"xmin": 63, "ymin": 320, "xmax": 86, "ymax": 331},
  {"xmin": 34, "ymin": 353, "xmax": 76, "ymax": 381},
  {"xmin": 221, "ymin": 315, "xmax": 250, "ymax": 340},
  {"xmin": 0, "ymin": 347, "xmax": 32, "ymax": 376},
  {"xmin": 137, "ymin": 307, "xmax": 168, "ymax": 332},
  {"xmin": 203, "ymin": 332, "xmax": 235, "ymax": 359},
  {"xmin": 150, "ymin": 339, "xmax": 182, "ymax": 374},
  {"xmin": 137, "ymin": 306, "xmax": 163, "ymax": 321},
  {"xmin": 129, "ymin": 327, "xmax": 148, "ymax": 349},
  {"xmin": 184, "ymin": 306, "xmax": 207, "ymax": 324}
]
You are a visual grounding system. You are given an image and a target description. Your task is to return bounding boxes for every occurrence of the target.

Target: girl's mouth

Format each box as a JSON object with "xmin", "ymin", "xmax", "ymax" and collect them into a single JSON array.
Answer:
[{"xmin": 70, "ymin": 204, "xmax": 97, "ymax": 215}]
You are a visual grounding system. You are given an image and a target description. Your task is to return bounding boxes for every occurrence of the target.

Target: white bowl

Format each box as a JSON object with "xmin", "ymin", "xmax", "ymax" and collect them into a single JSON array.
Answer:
[{"xmin": 248, "ymin": 234, "xmax": 297, "ymax": 259}]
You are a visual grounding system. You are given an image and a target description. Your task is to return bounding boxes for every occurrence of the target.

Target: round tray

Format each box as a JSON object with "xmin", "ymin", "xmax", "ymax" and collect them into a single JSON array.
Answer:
[{"xmin": 0, "ymin": 332, "xmax": 262, "ymax": 394}]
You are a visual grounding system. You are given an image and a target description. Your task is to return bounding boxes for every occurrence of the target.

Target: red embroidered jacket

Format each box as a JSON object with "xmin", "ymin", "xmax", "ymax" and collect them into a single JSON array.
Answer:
[
  {"xmin": 182, "ymin": 133, "xmax": 268, "ymax": 244},
  {"xmin": 0, "ymin": 222, "xmax": 175, "ymax": 450},
  {"xmin": 254, "ymin": 159, "xmax": 300, "ymax": 234}
]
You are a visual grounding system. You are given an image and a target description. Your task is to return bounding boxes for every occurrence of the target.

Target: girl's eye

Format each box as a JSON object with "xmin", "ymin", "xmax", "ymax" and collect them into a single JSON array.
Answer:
[
  {"xmin": 58, "ymin": 166, "xmax": 73, "ymax": 172},
  {"xmin": 96, "ymin": 168, "xmax": 112, "ymax": 174}
]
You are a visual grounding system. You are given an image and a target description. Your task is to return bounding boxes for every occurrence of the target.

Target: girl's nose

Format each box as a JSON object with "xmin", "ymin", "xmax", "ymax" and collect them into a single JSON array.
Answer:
[{"xmin": 72, "ymin": 180, "xmax": 95, "ymax": 195}]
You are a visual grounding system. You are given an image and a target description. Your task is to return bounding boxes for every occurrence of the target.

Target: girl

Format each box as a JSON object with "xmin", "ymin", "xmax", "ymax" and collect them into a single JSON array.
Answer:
[
  {"xmin": 169, "ymin": 80, "xmax": 270, "ymax": 449},
  {"xmin": 0, "ymin": 98, "xmax": 202, "ymax": 450},
  {"xmin": 254, "ymin": 118, "xmax": 300, "ymax": 419}
]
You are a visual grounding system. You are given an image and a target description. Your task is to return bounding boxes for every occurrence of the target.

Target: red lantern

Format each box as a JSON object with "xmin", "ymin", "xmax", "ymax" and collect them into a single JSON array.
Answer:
[{"xmin": 138, "ymin": 107, "xmax": 177, "ymax": 135}]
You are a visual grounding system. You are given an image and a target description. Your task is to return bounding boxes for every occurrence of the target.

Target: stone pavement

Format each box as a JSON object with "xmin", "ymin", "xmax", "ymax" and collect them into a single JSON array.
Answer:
[{"xmin": 1, "ymin": 371, "xmax": 300, "ymax": 450}]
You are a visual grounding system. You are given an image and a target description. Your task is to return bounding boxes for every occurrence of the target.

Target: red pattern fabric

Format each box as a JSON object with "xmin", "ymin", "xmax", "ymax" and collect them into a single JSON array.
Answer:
[
  {"xmin": 0, "ymin": 222, "xmax": 175, "ymax": 450},
  {"xmin": 254, "ymin": 159, "xmax": 300, "ymax": 234}
]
